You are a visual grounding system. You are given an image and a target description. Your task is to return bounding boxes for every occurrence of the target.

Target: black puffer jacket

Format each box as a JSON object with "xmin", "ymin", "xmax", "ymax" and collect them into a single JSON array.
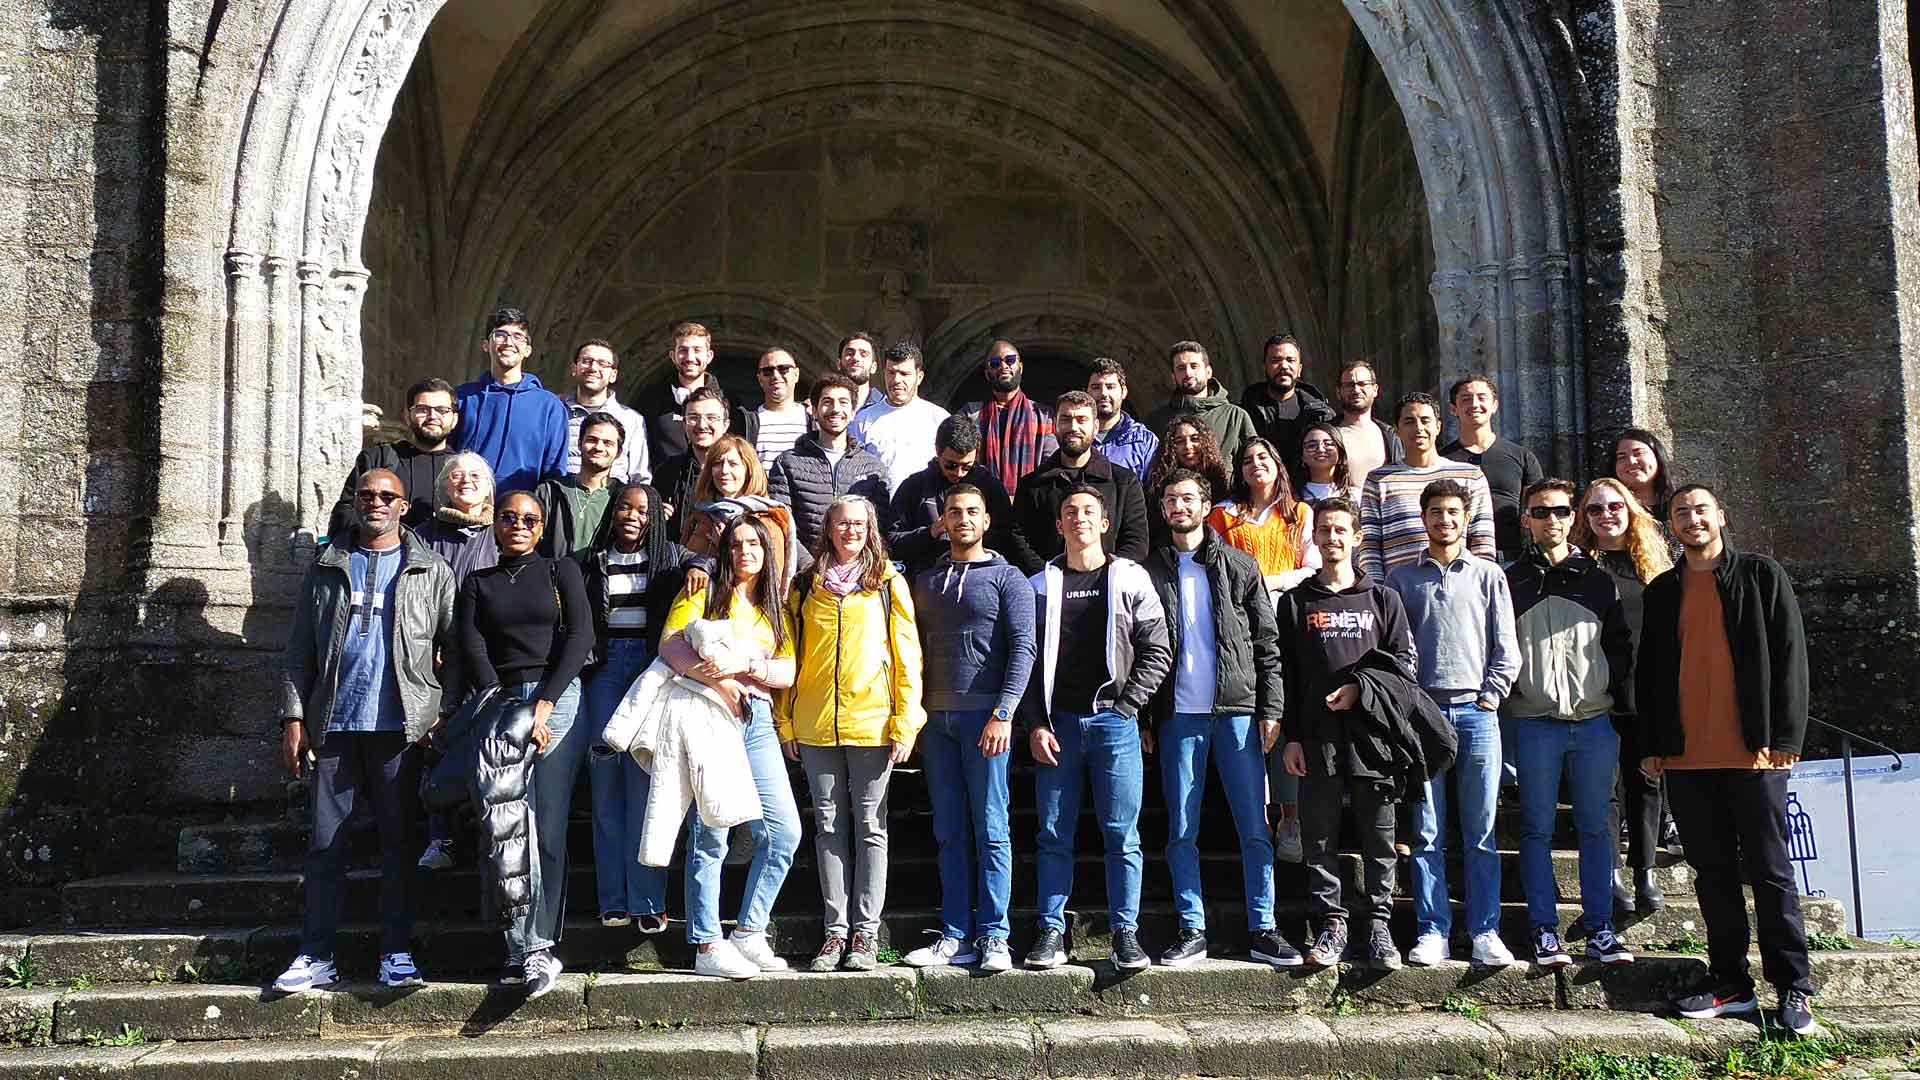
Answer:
[
  {"xmin": 473, "ymin": 694, "xmax": 539, "ymax": 925},
  {"xmin": 766, "ymin": 434, "xmax": 892, "ymax": 553},
  {"xmin": 1142, "ymin": 532, "xmax": 1282, "ymax": 727},
  {"xmin": 887, "ymin": 462, "xmax": 1015, "ymax": 577}
]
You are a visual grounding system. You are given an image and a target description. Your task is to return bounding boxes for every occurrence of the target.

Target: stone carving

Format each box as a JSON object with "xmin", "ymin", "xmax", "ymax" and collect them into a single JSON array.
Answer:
[
  {"xmin": 855, "ymin": 222, "xmax": 927, "ymax": 272},
  {"xmin": 865, "ymin": 270, "xmax": 927, "ymax": 347}
]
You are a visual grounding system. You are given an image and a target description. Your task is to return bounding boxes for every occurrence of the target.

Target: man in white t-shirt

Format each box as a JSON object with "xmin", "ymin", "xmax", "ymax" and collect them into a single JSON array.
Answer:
[
  {"xmin": 751, "ymin": 346, "xmax": 812, "ymax": 466},
  {"xmin": 854, "ymin": 342, "xmax": 950, "ymax": 497}
]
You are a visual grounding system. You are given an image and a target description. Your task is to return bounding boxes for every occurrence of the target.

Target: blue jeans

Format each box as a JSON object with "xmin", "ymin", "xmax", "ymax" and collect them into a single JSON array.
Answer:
[
  {"xmin": 921, "ymin": 709, "xmax": 1012, "ymax": 942},
  {"xmin": 585, "ymin": 638, "xmax": 669, "ymax": 918},
  {"xmin": 1410, "ymin": 702, "xmax": 1503, "ymax": 938},
  {"xmin": 1161, "ymin": 712, "xmax": 1274, "ymax": 932},
  {"xmin": 684, "ymin": 697, "xmax": 801, "ymax": 945},
  {"xmin": 1034, "ymin": 709, "xmax": 1143, "ymax": 933},
  {"xmin": 1513, "ymin": 713, "xmax": 1619, "ymax": 930},
  {"xmin": 504, "ymin": 677, "xmax": 585, "ymax": 957}
]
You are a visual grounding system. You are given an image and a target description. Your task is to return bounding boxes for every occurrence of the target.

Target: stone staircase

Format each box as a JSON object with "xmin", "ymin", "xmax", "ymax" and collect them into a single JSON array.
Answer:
[{"xmin": 8, "ymin": 760, "xmax": 1916, "ymax": 1076}]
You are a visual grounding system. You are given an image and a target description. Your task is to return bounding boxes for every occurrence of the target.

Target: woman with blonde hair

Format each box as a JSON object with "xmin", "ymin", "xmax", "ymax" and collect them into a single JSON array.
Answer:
[
  {"xmin": 680, "ymin": 433, "xmax": 799, "ymax": 581},
  {"xmin": 779, "ymin": 495, "xmax": 925, "ymax": 973},
  {"xmin": 1573, "ymin": 476, "xmax": 1677, "ymax": 914}
]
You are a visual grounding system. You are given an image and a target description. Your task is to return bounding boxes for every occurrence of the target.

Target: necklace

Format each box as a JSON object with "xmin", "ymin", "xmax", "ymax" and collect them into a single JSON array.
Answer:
[{"xmin": 500, "ymin": 560, "xmax": 531, "ymax": 584}]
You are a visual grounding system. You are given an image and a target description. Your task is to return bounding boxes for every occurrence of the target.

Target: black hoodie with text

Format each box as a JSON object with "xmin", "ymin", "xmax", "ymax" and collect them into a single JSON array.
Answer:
[{"xmin": 1275, "ymin": 571, "xmax": 1417, "ymax": 779}]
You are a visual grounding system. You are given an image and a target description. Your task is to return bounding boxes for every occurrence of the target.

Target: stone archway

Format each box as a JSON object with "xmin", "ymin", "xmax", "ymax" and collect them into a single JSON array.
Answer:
[{"xmin": 171, "ymin": 0, "xmax": 1582, "ymax": 573}]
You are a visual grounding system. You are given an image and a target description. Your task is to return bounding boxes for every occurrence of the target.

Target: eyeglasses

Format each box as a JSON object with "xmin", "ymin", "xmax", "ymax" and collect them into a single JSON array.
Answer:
[
  {"xmin": 1161, "ymin": 493, "xmax": 1206, "ymax": 507},
  {"xmin": 986, "ymin": 353, "xmax": 1020, "ymax": 368},
  {"xmin": 757, "ymin": 364, "xmax": 797, "ymax": 377},
  {"xmin": 410, "ymin": 404, "xmax": 454, "ymax": 417},
  {"xmin": 490, "ymin": 329, "xmax": 530, "ymax": 344},
  {"xmin": 496, "ymin": 511, "xmax": 542, "ymax": 527},
  {"xmin": 355, "ymin": 490, "xmax": 403, "ymax": 506},
  {"xmin": 574, "ymin": 356, "xmax": 616, "ymax": 369},
  {"xmin": 1585, "ymin": 501, "xmax": 1627, "ymax": 517},
  {"xmin": 1525, "ymin": 506, "xmax": 1575, "ymax": 520},
  {"xmin": 937, "ymin": 457, "xmax": 974, "ymax": 473},
  {"xmin": 1338, "ymin": 380, "xmax": 1375, "ymax": 390}
]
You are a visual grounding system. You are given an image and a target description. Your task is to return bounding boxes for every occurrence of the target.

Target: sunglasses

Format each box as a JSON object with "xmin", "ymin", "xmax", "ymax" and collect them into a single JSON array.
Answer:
[
  {"xmin": 1585, "ymin": 501, "xmax": 1627, "ymax": 516},
  {"xmin": 937, "ymin": 457, "xmax": 974, "ymax": 473},
  {"xmin": 986, "ymin": 354, "xmax": 1020, "ymax": 368},
  {"xmin": 757, "ymin": 364, "xmax": 797, "ymax": 377},
  {"xmin": 355, "ymin": 490, "xmax": 403, "ymax": 506},
  {"xmin": 496, "ymin": 511, "xmax": 543, "ymax": 528},
  {"xmin": 1526, "ymin": 505, "xmax": 1575, "ymax": 520}
]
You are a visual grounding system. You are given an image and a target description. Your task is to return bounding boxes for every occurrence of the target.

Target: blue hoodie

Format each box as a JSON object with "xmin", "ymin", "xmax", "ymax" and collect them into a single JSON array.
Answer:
[
  {"xmin": 912, "ymin": 551, "xmax": 1037, "ymax": 717},
  {"xmin": 454, "ymin": 371, "xmax": 570, "ymax": 496}
]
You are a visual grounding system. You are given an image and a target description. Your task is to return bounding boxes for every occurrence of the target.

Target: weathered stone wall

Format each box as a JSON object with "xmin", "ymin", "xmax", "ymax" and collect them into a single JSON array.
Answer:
[
  {"xmin": 361, "ymin": 48, "xmax": 447, "ymax": 424},
  {"xmin": 1577, "ymin": 0, "xmax": 1920, "ymax": 749},
  {"xmin": 1329, "ymin": 36, "xmax": 1440, "ymax": 401}
]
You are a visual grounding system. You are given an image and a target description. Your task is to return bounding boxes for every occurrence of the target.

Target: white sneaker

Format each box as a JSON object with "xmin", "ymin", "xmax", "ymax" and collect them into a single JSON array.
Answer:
[
  {"xmin": 272, "ymin": 954, "xmax": 338, "ymax": 993},
  {"xmin": 1472, "ymin": 932, "xmax": 1518, "ymax": 967},
  {"xmin": 524, "ymin": 949, "xmax": 563, "ymax": 1000},
  {"xmin": 378, "ymin": 951, "xmax": 425, "ymax": 988},
  {"xmin": 1407, "ymin": 933, "xmax": 1450, "ymax": 966},
  {"xmin": 727, "ymin": 930, "xmax": 789, "ymax": 972},
  {"xmin": 902, "ymin": 934, "xmax": 979, "ymax": 968},
  {"xmin": 1274, "ymin": 817, "xmax": 1305, "ymax": 863},
  {"xmin": 975, "ymin": 936, "xmax": 1013, "ymax": 973},
  {"xmin": 416, "ymin": 839, "xmax": 454, "ymax": 871},
  {"xmin": 694, "ymin": 939, "xmax": 760, "ymax": 980}
]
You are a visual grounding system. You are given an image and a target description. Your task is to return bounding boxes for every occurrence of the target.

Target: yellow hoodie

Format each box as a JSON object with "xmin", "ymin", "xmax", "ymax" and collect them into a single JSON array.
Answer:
[{"xmin": 776, "ymin": 566, "xmax": 927, "ymax": 748}]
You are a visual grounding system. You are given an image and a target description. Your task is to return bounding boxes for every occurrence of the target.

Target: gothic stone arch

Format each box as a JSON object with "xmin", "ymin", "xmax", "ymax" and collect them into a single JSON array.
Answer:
[{"xmin": 178, "ymin": 0, "xmax": 1580, "ymax": 573}]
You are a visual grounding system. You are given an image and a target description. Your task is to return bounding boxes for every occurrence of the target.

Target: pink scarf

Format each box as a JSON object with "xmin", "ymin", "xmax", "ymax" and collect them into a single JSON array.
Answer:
[{"xmin": 819, "ymin": 559, "xmax": 864, "ymax": 597}]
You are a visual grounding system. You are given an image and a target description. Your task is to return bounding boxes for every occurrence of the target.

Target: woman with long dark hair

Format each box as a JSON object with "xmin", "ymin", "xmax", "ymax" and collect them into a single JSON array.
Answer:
[
  {"xmin": 1144, "ymin": 416, "xmax": 1233, "ymax": 545},
  {"xmin": 1298, "ymin": 422, "xmax": 1353, "ymax": 504},
  {"xmin": 660, "ymin": 513, "xmax": 802, "ymax": 979},
  {"xmin": 581, "ymin": 483, "xmax": 701, "ymax": 934},
  {"xmin": 1605, "ymin": 429, "xmax": 1681, "ymax": 526},
  {"xmin": 456, "ymin": 491, "xmax": 593, "ymax": 999},
  {"xmin": 780, "ymin": 495, "xmax": 925, "ymax": 972}
]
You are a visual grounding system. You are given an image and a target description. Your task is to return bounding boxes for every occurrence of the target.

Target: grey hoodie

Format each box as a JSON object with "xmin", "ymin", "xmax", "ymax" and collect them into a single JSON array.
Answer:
[{"xmin": 912, "ymin": 552, "xmax": 1038, "ymax": 716}]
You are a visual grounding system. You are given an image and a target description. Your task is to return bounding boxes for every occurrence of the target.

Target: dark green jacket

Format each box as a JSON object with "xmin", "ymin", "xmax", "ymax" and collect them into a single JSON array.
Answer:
[{"xmin": 534, "ymin": 475, "xmax": 626, "ymax": 558}]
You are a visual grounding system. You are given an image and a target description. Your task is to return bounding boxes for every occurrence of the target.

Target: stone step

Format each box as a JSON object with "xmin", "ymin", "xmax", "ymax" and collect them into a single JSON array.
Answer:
[
  {"xmin": 22, "ymin": 887, "xmax": 1847, "ymax": 988},
  {"xmin": 0, "ymin": 1000, "xmax": 1916, "ymax": 1080},
  {"xmin": 99, "ymin": 849, "xmax": 1701, "ymax": 929}
]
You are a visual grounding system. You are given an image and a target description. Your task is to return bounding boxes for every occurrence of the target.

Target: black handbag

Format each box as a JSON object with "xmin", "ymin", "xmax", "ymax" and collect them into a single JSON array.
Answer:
[{"xmin": 421, "ymin": 684, "xmax": 503, "ymax": 814}]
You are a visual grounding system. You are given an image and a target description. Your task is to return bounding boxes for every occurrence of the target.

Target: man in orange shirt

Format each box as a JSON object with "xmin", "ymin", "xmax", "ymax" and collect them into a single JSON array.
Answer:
[{"xmin": 1638, "ymin": 484, "xmax": 1819, "ymax": 1036}]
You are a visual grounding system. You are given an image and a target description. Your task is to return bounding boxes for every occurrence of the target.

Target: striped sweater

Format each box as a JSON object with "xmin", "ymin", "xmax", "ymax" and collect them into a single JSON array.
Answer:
[{"xmin": 1357, "ymin": 461, "xmax": 1496, "ymax": 581}]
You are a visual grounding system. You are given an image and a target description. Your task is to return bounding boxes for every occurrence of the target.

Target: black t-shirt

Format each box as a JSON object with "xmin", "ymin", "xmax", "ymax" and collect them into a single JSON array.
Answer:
[
  {"xmin": 1052, "ymin": 562, "xmax": 1110, "ymax": 715},
  {"xmin": 1441, "ymin": 437, "xmax": 1543, "ymax": 558}
]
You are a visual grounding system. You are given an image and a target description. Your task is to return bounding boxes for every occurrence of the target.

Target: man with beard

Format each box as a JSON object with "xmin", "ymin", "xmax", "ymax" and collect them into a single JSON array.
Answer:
[
  {"xmin": 454, "ymin": 308, "xmax": 572, "ymax": 496},
  {"xmin": 634, "ymin": 321, "xmax": 752, "ymax": 467},
  {"xmin": 1007, "ymin": 392, "xmax": 1148, "ymax": 575},
  {"xmin": 534, "ymin": 412, "xmax": 627, "ymax": 557},
  {"xmin": 563, "ymin": 340, "xmax": 650, "ymax": 484},
  {"xmin": 959, "ymin": 339, "xmax": 1057, "ymax": 496},
  {"xmin": 835, "ymin": 330, "xmax": 885, "ymax": 411},
  {"xmin": 1638, "ymin": 484, "xmax": 1820, "ymax": 1037},
  {"xmin": 1333, "ymin": 358, "xmax": 1401, "ymax": 486},
  {"xmin": 853, "ymin": 341, "xmax": 950, "ymax": 497},
  {"xmin": 1148, "ymin": 340, "xmax": 1259, "ymax": 466},
  {"xmin": 330, "ymin": 377, "xmax": 461, "ymax": 540},
  {"xmin": 655, "ymin": 387, "xmax": 733, "ymax": 520},
  {"xmin": 888, "ymin": 414, "xmax": 1016, "ymax": 578},
  {"xmin": 1236, "ymin": 334, "xmax": 1335, "ymax": 483},
  {"xmin": 1087, "ymin": 357, "xmax": 1158, "ymax": 477}
]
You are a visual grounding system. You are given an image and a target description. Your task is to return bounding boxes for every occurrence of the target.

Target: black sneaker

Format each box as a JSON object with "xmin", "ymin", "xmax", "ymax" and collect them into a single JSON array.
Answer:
[
  {"xmin": 1675, "ymin": 986, "xmax": 1759, "ymax": 1019},
  {"xmin": 1157, "ymin": 927, "xmax": 1207, "ymax": 968},
  {"xmin": 1532, "ymin": 926, "xmax": 1572, "ymax": 969},
  {"xmin": 1110, "ymin": 928, "xmax": 1150, "ymax": 970},
  {"xmin": 1366, "ymin": 923, "xmax": 1402, "ymax": 971},
  {"xmin": 1025, "ymin": 928, "xmax": 1067, "ymax": 970},
  {"xmin": 1305, "ymin": 921, "xmax": 1347, "ymax": 968},
  {"xmin": 1249, "ymin": 929, "xmax": 1303, "ymax": 968},
  {"xmin": 1584, "ymin": 926, "xmax": 1634, "ymax": 966},
  {"xmin": 497, "ymin": 956, "xmax": 525, "ymax": 986},
  {"xmin": 1661, "ymin": 813, "xmax": 1684, "ymax": 857},
  {"xmin": 1776, "ymin": 989, "xmax": 1826, "ymax": 1037}
]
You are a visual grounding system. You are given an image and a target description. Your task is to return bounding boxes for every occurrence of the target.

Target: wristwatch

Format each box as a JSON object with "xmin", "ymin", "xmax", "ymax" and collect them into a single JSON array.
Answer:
[{"xmin": 989, "ymin": 707, "xmax": 1012, "ymax": 723}]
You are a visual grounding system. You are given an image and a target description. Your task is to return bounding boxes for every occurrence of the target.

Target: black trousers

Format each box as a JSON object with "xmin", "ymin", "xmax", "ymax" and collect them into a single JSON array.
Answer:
[
  {"xmin": 1664, "ymin": 768, "xmax": 1814, "ymax": 996},
  {"xmin": 1299, "ymin": 773, "xmax": 1396, "ymax": 926},
  {"xmin": 302, "ymin": 732, "xmax": 420, "ymax": 958},
  {"xmin": 1612, "ymin": 721, "xmax": 1664, "ymax": 869}
]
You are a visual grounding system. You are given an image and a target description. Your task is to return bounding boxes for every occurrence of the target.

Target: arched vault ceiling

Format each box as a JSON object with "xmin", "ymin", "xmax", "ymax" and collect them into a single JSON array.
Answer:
[{"xmin": 426, "ymin": 1, "xmax": 1338, "ymax": 371}]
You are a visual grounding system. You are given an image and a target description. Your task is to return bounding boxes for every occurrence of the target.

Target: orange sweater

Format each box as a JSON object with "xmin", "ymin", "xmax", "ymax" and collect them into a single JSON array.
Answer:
[{"xmin": 1207, "ymin": 500, "xmax": 1317, "ymax": 576}]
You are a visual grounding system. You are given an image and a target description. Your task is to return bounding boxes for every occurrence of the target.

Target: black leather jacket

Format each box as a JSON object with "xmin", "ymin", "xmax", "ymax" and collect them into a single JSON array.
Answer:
[{"xmin": 282, "ymin": 528, "xmax": 456, "ymax": 743}]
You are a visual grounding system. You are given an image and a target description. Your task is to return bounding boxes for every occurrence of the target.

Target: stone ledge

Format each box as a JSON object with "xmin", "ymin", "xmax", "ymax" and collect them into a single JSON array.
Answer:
[
  {"xmin": 586, "ymin": 967, "xmax": 916, "ymax": 1028},
  {"xmin": 760, "ymin": 1018, "xmax": 1039, "ymax": 1080},
  {"xmin": 375, "ymin": 1026, "xmax": 758, "ymax": 1080}
]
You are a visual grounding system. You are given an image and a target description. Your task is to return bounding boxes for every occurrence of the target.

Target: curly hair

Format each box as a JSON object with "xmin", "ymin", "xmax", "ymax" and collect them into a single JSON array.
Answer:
[
  {"xmin": 1571, "ymin": 477, "xmax": 1674, "ymax": 584},
  {"xmin": 1146, "ymin": 416, "xmax": 1231, "ymax": 506}
]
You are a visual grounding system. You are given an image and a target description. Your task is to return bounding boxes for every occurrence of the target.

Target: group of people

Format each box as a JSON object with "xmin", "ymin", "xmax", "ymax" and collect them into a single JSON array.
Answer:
[{"xmin": 277, "ymin": 309, "xmax": 1823, "ymax": 1038}]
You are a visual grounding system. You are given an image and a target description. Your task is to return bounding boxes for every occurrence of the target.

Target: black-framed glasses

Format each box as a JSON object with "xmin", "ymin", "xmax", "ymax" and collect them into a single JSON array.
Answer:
[
  {"xmin": 1525, "ymin": 506, "xmax": 1575, "ymax": 520},
  {"xmin": 574, "ymin": 356, "xmax": 616, "ymax": 369},
  {"xmin": 355, "ymin": 490, "xmax": 403, "ymax": 506},
  {"xmin": 409, "ymin": 404, "xmax": 454, "ymax": 417},
  {"xmin": 1338, "ymin": 380, "xmax": 1375, "ymax": 390},
  {"xmin": 937, "ymin": 456, "xmax": 974, "ymax": 474},
  {"xmin": 489, "ymin": 329, "xmax": 530, "ymax": 344},
  {"xmin": 496, "ymin": 511, "xmax": 542, "ymax": 527},
  {"xmin": 757, "ymin": 364, "xmax": 797, "ymax": 377}
]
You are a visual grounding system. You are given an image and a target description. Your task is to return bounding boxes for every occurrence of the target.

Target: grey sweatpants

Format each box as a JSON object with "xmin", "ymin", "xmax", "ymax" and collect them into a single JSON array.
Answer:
[{"xmin": 799, "ymin": 745, "xmax": 895, "ymax": 938}]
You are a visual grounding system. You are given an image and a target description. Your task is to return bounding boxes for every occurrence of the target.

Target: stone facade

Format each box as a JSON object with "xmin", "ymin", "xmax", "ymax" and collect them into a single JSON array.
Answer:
[{"xmin": 0, "ymin": 0, "xmax": 1913, "ymax": 919}]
